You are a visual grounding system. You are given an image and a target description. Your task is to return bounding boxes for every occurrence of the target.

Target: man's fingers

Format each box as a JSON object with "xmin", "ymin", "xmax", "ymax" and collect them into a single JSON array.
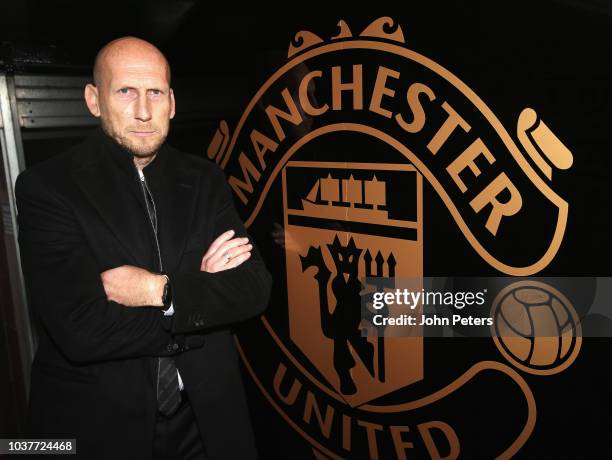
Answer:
[
  {"xmin": 223, "ymin": 251, "xmax": 251, "ymax": 270},
  {"xmin": 208, "ymin": 243, "xmax": 250, "ymax": 267},
  {"xmin": 201, "ymin": 246, "xmax": 252, "ymax": 273},
  {"xmin": 207, "ymin": 238, "xmax": 250, "ymax": 265},
  {"xmin": 202, "ymin": 229, "xmax": 235, "ymax": 260},
  {"xmin": 224, "ymin": 243, "xmax": 252, "ymax": 260},
  {"xmin": 206, "ymin": 251, "xmax": 251, "ymax": 272},
  {"xmin": 201, "ymin": 236, "xmax": 249, "ymax": 270}
]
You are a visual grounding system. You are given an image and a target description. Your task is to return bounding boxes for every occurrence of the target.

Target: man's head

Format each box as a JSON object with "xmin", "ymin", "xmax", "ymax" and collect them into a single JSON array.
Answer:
[{"xmin": 85, "ymin": 37, "xmax": 175, "ymax": 161}]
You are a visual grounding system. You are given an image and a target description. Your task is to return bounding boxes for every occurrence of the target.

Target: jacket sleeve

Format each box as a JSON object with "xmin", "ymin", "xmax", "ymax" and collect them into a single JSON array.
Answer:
[
  {"xmin": 16, "ymin": 170, "xmax": 181, "ymax": 364},
  {"xmin": 168, "ymin": 167, "xmax": 272, "ymax": 334}
]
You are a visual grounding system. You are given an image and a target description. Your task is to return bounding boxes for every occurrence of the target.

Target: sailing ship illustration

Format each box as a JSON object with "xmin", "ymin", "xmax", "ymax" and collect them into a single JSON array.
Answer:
[
  {"xmin": 290, "ymin": 173, "xmax": 416, "ymax": 230},
  {"xmin": 298, "ymin": 174, "xmax": 389, "ymax": 224}
]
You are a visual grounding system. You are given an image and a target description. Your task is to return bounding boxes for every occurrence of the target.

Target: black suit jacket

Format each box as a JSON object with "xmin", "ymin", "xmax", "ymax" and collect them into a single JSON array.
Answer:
[{"xmin": 15, "ymin": 129, "xmax": 272, "ymax": 460}]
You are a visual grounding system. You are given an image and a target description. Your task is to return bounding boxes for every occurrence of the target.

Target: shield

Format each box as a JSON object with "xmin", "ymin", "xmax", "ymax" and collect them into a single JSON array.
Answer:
[{"xmin": 283, "ymin": 161, "xmax": 424, "ymax": 407}]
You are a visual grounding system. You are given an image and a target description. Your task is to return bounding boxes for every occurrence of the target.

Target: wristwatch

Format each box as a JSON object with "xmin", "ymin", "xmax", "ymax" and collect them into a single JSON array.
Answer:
[{"xmin": 161, "ymin": 274, "xmax": 172, "ymax": 308}]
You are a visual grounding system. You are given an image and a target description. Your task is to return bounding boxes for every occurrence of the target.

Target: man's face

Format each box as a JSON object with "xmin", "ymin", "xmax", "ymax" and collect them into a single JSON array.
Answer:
[{"xmin": 87, "ymin": 50, "xmax": 175, "ymax": 158}]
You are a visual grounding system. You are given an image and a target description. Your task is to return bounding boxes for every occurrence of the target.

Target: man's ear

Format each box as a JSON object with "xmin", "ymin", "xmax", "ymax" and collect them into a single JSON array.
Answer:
[
  {"xmin": 84, "ymin": 84, "xmax": 101, "ymax": 117},
  {"xmin": 169, "ymin": 88, "xmax": 176, "ymax": 120}
]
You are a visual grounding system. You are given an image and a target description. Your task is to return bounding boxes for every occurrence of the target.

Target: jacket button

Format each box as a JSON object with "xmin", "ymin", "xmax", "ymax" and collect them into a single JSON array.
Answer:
[{"xmin": 172, "ymin": 343, "xmax": 179, "ymax": 351}]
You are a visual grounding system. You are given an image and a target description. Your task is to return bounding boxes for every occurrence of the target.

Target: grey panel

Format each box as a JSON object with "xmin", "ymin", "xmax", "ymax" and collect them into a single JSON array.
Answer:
[
  {"xmin": 20, "ymin": 116, "xmax": 98, "ymax": 128},
  {"xmin": 18, "ymin": 100, "xmax": 89, "ymax": 117},
  {"xmin": 14, "ymin": 74, "xmax": 94, "ymax": 129}
]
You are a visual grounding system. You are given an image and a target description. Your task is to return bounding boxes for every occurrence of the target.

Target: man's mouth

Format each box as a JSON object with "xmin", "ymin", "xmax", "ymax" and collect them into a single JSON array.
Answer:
[{"xmin": 130, "ymin": 131, "xmax": 156, "ymax": 137}]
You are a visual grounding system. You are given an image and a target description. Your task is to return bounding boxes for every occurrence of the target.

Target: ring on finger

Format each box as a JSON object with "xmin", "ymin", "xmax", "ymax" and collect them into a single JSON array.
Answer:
[{"xmin": 223, "ymin": 252, "xmax": 231, "ymax": 262}]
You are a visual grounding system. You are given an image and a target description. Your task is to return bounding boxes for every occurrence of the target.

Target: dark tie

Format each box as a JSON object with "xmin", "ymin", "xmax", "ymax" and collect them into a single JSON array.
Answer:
[{"xmin": 140, "ymin": 172, "xmax": 182, "ymax": 417}]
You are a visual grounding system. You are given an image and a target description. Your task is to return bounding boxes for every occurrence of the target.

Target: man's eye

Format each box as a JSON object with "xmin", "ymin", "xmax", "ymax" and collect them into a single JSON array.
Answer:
[
  {"xmin": 119, "ymin": 88, "xmax": 131, "ymax": 94},
  {"xmin": 150, "ymin": 89, "xmax": 161, "ymax": 96}
]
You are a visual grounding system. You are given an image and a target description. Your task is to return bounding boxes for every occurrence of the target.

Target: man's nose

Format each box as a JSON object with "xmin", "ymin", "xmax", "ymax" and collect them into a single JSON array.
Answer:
[{"xmin": 135, "ymin": 95, "xmax": 152, "ymax": 122}]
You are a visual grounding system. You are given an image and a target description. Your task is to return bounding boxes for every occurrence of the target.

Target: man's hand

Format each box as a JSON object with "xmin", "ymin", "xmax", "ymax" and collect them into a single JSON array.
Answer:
[
  {"xmin": 201, "ymin": 229, "xmax": 252, "ymax": 273},
  {"xmin": 101, "ymin": 265, "xmax": 166, "ymax": 307}
]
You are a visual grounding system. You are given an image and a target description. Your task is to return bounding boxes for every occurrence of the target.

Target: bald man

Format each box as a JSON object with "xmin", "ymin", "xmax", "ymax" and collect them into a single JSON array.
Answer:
[{"xmin": 15, "ymin": 37, "xmax": 271, "ymax": 460}]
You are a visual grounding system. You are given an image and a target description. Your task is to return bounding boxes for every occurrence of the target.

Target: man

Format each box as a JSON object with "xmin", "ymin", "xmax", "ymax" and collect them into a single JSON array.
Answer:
[{"xmin": 15, "ymin": 37, "xmax": 272, "ymax": 460}]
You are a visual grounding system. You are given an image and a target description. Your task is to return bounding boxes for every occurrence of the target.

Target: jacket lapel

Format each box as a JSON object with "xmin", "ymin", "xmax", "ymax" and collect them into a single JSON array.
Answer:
[
  {"xmin": 157, "ymin": 158, "xmax": 200, "ymax": 273},
  {"xmin": 72, "ymin": 144, "xmax": 153, "ymax": 266}
]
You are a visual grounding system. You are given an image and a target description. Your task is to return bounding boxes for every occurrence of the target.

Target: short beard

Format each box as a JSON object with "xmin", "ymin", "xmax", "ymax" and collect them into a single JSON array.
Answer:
[{"xmin": 101, "ymin": 120, "xmax": 167, "ymax": 158}]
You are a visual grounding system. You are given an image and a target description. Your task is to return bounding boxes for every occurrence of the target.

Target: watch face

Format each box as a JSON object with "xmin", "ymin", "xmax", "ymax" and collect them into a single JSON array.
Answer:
[
  {"xmin": 162, "ymin": 280, "xmax": 172, "ymax": 307},
  {"xmin": 162, "ymin": 280, "xmax": 170, "ymax": 306}
]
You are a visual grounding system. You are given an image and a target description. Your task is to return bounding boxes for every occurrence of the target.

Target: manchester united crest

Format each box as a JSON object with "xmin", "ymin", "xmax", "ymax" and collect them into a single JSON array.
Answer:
[{"xmin": 210, "ymin": 17, "xmax": 582, "ymax": 459}]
